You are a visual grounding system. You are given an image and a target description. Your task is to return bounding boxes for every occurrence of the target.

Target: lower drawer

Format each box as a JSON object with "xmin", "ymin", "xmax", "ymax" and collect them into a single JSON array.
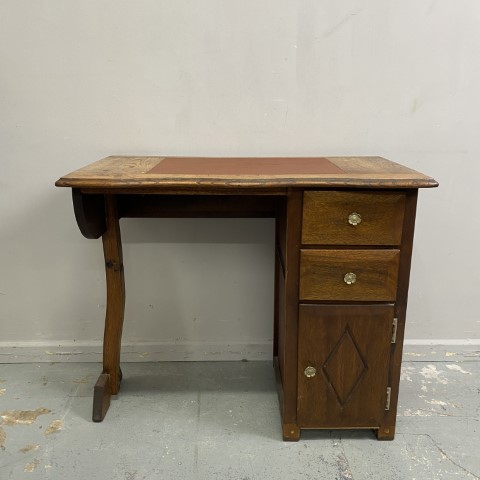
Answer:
[{"xmin": 299, "ymin": 249, "xmax": 400, "ymax": 301}]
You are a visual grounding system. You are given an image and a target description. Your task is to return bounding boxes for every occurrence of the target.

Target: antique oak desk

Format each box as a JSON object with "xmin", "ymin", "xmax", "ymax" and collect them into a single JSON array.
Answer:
[{"xmin": 56, "ymin": 156, "xmax": 437, "ymax": 441}]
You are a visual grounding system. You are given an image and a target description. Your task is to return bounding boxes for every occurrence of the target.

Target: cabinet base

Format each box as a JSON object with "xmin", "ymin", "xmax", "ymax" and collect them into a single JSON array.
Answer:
[
  {"xmin": 282, "ymin": 423, "xmax": 301, "ymax": 441},
  {"xmin": 375, "ymin": 425, "xmax": 395, "ymax": 440},
  {"xmin": 283, "ymin": 426, "xmax": 396, "ymax": 441}
]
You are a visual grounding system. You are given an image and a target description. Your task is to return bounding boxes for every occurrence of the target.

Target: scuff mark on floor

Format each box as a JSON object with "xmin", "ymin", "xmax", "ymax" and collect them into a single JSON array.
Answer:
[
  {"xmin": 404, "ymin": 408, "xmax": 434, "ymax": 417},
  {"xmin": 403, "ymin": 407, "xmax": 450, "ymax": 417},
  {"xmin": 19, "ymin": 444, "xmax": 40, "ymax": 454},
  {"xmin": 446, "ymin": 364, "xmax": 472, "ymax": 375},
  {"xmin": 336, "ymin": 455, "xmax": 354, "ymax": 479},
  {"xmin": 45, "ymin": 350, "xmax": 87, "ymax": 356},
  {"xmin": 44, "ymin": 419, "xmax": 63, "ymax": 435},
  {"xmin": 445, "ymin": 351, "xmax": 456, "ymax": 357},
  {"xmin": 0, "ymin": 407, "xmax": 51, "ymax": 425},
  {"xmin": 333, "ymin": 437, "xmax": 354, "ymax": 479},
  {"xmin": 0, "ymin": 426, "xmax": 6, "ymax": 450},
  {"xmin": 73, "ymin": 375, "xmax": 92, "ymax": 384},
  {"xmin": 125, "ymin": 471, "xmax": 146, "ymax": 480},
  {"xmin": 401, "ymin": 432, "xmax": 480, "ymax": 479},
  {"xmin": 425, "ymin": 399, "xmax": 448, "ymax": 406},
  {"xmin": 24, "ymin": 458, "xmax": 40, "ymax": 472},
  {"xmin": 464, "ymin": 351, "xmax": 480, "ymax": 357}
]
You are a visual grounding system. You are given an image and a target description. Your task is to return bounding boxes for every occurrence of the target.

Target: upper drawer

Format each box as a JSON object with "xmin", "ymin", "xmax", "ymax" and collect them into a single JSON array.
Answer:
[{"xmin": 302, "ymin": 191, "xmax": 406, "ymax": 245}]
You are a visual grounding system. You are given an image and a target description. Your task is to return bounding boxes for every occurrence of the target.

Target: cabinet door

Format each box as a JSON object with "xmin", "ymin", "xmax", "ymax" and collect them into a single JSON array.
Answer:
[{"xmin": 297, "ymin": 304, "xmax": 393, "ymax": 428}]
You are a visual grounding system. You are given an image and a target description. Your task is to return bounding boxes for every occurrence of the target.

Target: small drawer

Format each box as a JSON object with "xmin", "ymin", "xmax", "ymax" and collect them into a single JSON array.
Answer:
[
  {"xmin": 302, "ymin": 191, "xmax": 405, "ymax": 246},
  {"xmin": 299, "ymin": 249, "xmax": 400, "ymax": 301}
]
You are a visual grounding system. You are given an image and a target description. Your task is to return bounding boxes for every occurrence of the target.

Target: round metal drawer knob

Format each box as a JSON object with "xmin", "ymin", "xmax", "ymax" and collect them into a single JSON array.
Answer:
[
  {"xmin": 304, "ymin": 366, "xmax": 316, "ymax": 378},
  {"xmin": 344, "ymin": 272, "xmax": 357, "ymax": 285},
  {"xmin": 348, "ymin": 212, "xmax": 362, "ymax": 226}
]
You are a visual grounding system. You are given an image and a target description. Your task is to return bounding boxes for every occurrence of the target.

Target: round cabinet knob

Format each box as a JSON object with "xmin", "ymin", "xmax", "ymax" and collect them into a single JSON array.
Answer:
[
  {"xmin": 348, "ymin": 212, "xmax": 362, "ymax": 226},
  {"xmin": 344, "ymin": 272, "xmax": 357, "ymax": 285},
  {"xmin": 304, "ymin": 366, "xmax": 316, "ymax": 378}
]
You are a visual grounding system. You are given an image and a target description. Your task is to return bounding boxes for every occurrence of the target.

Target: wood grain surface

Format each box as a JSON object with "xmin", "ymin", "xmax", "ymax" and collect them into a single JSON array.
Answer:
[
  {"xmin": 56, "ymin": 155, "xmax": 436, "ymax": 437},
  {"xmin": 101, "ymin": 196, "xmax": 125, "ymax": 397},
  {"xmin": 55, "ymin": 156, "xmax": 438, "ymax": 189},
  {"xmin": 297, "ymin": 304, "xmax": 394, "ymax": 428},
  {"xmin": 299, "ymin": 249, "xmax": 400, "ymax": 301},
  {"xmin": 302, "ymin": 191, "xmax": 405, "ymax": 246}
]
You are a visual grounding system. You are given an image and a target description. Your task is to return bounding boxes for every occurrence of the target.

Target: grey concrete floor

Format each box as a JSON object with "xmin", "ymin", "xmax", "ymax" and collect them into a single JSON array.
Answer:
[{"xmin": 0, "ymin": 357, "xmax": 479, "ymax": 480}]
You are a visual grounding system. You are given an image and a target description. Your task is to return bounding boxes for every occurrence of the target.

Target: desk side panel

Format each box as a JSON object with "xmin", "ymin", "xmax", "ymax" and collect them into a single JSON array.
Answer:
[{"xmin": 377, "ymin": 189, "xmax": 418, "ymax": 439}]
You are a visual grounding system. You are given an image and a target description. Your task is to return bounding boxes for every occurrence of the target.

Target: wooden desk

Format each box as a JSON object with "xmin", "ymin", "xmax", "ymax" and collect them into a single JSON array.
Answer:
[{"xmin": 56, "ymin": 156, "xmax": 437, "ymax": 441}]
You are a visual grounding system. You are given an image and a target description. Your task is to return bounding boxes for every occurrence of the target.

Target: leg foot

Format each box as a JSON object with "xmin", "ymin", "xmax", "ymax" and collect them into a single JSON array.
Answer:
[
  {"xmin": 283, "ymin": 423, "xmax": 301, "ymax": 441},
  {"xmin": 376, "ymin": 425, "xmax": 395, "ymax": 440},
  {"xmin": 93, "ymin": 374, "xmax": 111, "ymax": 422}
]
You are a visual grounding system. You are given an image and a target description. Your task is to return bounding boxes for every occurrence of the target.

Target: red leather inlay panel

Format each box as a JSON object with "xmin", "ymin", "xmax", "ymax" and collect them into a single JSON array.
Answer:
[{"xmin": 148, "ymin": 157, "xmax": 345, "ymax": 176}]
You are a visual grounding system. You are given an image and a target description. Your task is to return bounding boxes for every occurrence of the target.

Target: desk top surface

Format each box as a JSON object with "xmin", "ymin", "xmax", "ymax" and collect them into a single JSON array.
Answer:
[{"xmin": 56, "ymin": 156, "xmax": 438, "ymax": 190}]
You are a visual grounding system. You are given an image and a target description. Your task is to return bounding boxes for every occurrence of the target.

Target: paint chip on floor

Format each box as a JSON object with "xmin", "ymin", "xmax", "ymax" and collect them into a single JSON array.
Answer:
[
  {"xmin": 19, "ymin": 444, "xmax": 40, "ymax": 454},
  {"xmin": 401, "ymin": 366, "xmax": 415, "ymax": 382},
  {"xmin": 0, "ymin": 426, "xmax": 6, "ymax": 450},
  {"xmin": 419, "ymin": 365, "xmax": 448, "ymax": 384},
  {"xmin": 44, "ymin": 419, "xmax": 63, "ymax": 435},
  {"xmin": 403, "ymin": 408, "xmax": 434, "ymax": 417},
  {"xmin": 0, "ymin": 408, "xmax": 51, "ymax": 426},
  {"xmin": 445, "ymin": 364, "xmax": 472, "ymax": 375},
  {"xmin": 0, "ymin": 388, "xmax": 6, "ymax": 396},
  {"xmin": 24, "ymin": 459, "xmax": 40, "ymax": 472}
]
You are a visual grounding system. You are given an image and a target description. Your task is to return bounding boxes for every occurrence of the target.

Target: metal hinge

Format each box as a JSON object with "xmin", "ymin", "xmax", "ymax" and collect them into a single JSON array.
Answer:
[
  {"xmin": 385, "ymin": 387, "xmax": 392, "ymax": 411},
  {"xmin": 391, "ymin": 318, "xmax": 398, "ymax": 344}
]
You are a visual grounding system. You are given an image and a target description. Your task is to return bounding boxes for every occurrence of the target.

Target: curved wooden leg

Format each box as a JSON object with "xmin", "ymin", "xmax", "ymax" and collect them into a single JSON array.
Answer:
[{"xmin": 93, "ymin": 195, "xmax": 125, "ymax": 422}]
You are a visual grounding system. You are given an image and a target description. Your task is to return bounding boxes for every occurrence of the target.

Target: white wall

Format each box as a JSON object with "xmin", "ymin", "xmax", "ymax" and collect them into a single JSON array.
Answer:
[{"xmin": 1, "ymin": 1, "xmax": 479, "ymax": 360}]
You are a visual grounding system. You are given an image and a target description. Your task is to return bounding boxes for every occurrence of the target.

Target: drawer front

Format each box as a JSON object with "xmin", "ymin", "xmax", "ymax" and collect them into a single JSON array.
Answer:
[
  {"xmin": 299, "ymin": 249, "xmax": 400, "ymax": 301},
  {"xmin": 302, "ymin": 191, "xmax": 405, "ymax": 245},
  {"xmin": 297, "ymin": 304, "xmax": 394, "ymax": 428}
]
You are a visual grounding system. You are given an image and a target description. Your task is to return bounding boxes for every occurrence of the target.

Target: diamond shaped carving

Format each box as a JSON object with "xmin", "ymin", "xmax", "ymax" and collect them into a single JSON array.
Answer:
[{"xmin": 323, "ymin": 326, "xmax": 367, "ymax": 406}]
